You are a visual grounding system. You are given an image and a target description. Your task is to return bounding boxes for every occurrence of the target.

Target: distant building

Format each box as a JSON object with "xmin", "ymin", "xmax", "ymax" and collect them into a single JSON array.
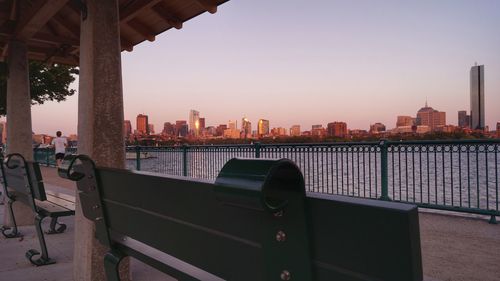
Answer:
[
  {"xmin": 148, "ymin": 124, "xmax": 154, "ymax": 134},
  {"xmin": 199, "ymin": 118, "xmax": 205, "ymax": 132},
  {"xmin": 349, "ymin": 129, "xmax": 367, "ymax": 136},
  {"xmin": 257, "ymin": 119, "xmax": 270, "ymax": 137},
  {"xmin": 289, "ymin": 125, "xmax": 301, "ymax": 136},
  {"xmin": 224, "ymin": 128, "xmax": 240, "ymax": 139},
  {"xmin": 228, "ymin": 120, "xmax": 237, "ymax": 130},
  {"xmin": 311, "ymin": 125, "xmax": 326, "ymax": 137},
  {"xmin": 470, "ymin": 64, "xmax": 485, "ymax": 130},
  {"xmin": 68, "ymin": 134, "xmax": 78, "ymax": 142},
  {"xmin": 369, "ymin": 122, "xmax": 386, "ymax": 134},
  {"xmin": 396, "ymin": 116, "xmax": 415, "ymax": 127},
  {"xmin": 415, "ymin": 125, "xmax": 431, "ymax": 134},
  {"xmin": 497, "ymin": 122, "xmax": 500, "ymax": 138},
  {"xmin": 136, "ymin": 114, "xmax": 149, "ymax": 135},
  {"xmin": 271, "ymin": 127, "xmax": 287, "ymax": 136},
  {"xmin": 124, "ymin": 120, "xmax": 132, "ymax": 138},
  {"xmin": 327, "ymin": 122, "xmax": 348, "ymax": 137},
  {"xmin": 416, "ymin": 102, "xmax": 446, "ymax": 131},
  {"xmin": 175, "ymin": 120, "xmax": 188, "ymax": 137},
  {"xmin": 458, "ymin": 110, "xmax": 470, "ymax": 128},
  {"xmin": 435, "ymin": 125, "xmax": 456, "ymax": 133},
  {"xmin": 216, "ymin": 124, "xmax": 227, "ymax": 136},
  {"xmin": 189, "ymin": 110, "xmax": 200, "ymax": 136},
  {"xmin": 241, "ymin": 117, "xmax": 252, "ymax": 139},
  {"xmin": 162, "ymin": 122, "xmax": 175, "ymax": 136},
  {"xmin": 205, "ymin": 126, "xmax": 216, "ymax": 136}
]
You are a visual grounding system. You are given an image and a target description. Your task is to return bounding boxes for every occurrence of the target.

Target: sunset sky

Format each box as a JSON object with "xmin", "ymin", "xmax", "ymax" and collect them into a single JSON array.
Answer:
[{"xmin": 22, "ymin": 0, "xmax": 500, "ymax": 136}]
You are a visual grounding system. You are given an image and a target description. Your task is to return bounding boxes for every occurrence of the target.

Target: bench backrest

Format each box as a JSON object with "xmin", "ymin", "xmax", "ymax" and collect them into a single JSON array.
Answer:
[
  {"xmin": 61, "ymin": 155, "xmax": 422, "ymax": 281},
  {"xmin": 1, "ymin": 154, "xmax": 47, "ymax": 202}
]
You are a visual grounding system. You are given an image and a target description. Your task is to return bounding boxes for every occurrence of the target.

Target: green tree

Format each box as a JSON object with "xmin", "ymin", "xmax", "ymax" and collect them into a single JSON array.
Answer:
[{"xmin": 0, "ymin": 61, "xmax": 78, "ymax": 115}]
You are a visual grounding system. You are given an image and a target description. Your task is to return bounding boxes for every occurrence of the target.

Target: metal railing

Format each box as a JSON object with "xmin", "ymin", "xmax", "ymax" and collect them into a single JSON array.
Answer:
[{"xmin": 34, "ymin": 139, "xmax": 500, "ymax": 222}]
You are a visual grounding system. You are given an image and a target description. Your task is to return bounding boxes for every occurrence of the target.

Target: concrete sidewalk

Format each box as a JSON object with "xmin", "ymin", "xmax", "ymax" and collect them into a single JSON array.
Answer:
[{"xmin": 0, "ymin": 166, "xmax": 498, "ymax": 281}]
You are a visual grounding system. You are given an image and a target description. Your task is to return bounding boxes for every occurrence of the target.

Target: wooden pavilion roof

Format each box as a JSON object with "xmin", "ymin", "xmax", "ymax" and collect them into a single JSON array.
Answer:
[{"xmin": 0, "ymin": 0, "xmax": 229, "ymax": 66}]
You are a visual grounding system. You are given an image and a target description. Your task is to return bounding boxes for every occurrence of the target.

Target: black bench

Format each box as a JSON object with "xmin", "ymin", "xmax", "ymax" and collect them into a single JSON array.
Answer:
[
  {"xmin": 61, "ymin": 155, "xmax": 423, "ymax": 281},
  {"xmin": 0, "ymin": 153, "xmax": 75, "ymax": 266}
]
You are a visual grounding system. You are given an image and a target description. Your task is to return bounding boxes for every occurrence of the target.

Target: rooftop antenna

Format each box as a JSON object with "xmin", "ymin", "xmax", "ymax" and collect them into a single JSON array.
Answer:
[{"xmin": 425, "ymin": 97, "xmax": 428, "ymax": 108}]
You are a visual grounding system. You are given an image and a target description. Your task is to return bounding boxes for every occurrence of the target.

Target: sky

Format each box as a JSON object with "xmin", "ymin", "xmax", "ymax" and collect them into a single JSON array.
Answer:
[{"xmin": 24, "ymin": 0, "xmax": 500, "ymax": 135}]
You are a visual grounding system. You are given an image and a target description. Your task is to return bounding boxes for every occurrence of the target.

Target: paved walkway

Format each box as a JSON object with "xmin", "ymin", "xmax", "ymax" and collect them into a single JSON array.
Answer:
[{"xmin": 0, "ymin": 166, "xmax": 498, "ymax": 281}]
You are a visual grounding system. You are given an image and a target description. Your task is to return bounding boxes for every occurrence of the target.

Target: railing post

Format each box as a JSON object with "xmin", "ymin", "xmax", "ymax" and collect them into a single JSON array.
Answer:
[
  {"xmin": 255, "ymin": 142, "xmax": 261, "ymax": 158},
  {"xmin": 45, "ymin": 149, "xmax": 50, "ymax": 167},
  {"xmin": 182, "ymin": 144, "xmax": 188, "ymax": 177},
  {"xmin": 135, "ymin": 146, "xmax": 141, "ymax": 171},
  {"xmin": 379, "ymin": 140, "xmax": 391, "ymax": 201}
]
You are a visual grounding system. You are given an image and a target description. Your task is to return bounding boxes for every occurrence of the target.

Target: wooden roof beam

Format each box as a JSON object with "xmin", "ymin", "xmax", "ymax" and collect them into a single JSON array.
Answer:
[
  {"xmin": 193, "ymin": 0, "xmax": 218, "ymax": 14},
  {"xmin": 127, "ymin": 19, "xmax": 156, "ymax": 42},
  {"xmin": 151, "ymin": 2, "xmax": 182, "ymax": 30},
  {"xmin": 51, "ymin": 14, "xmax": 79, "ymax": 39},
  {"xmin": 15, "ymin": 0, "xmax": 69, "ymax": 40},
  {"xmin": 31, "ymin": 33, "xmax": 79, "ymax": 48},
  {"xmin": 120, "ymin": 0, "xmax": 163, "ymax": 23},
  {"xmin": 120, "ymin": 38, "xmax": 134, "ymax": 52}
]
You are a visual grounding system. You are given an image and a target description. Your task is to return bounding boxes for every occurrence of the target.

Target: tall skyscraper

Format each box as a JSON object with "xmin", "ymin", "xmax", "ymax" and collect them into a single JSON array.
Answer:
[
  {"xmin": 241, "ymin": 117, "xmax": 252, "ymax": 139},
  {"xmin": 470, "ymin": 64, "xmax": 485, "ymax": 130},
  {"xmin": 189, "ymin": 110, "xmax": 200, "ymax": 136},
  {"xmin": 257, "ymin": 119, "xmax": 270, "ymax": 137},
  {"xmin": 136, "ymin": 114, "xmax": 149, "ymax": 135}
]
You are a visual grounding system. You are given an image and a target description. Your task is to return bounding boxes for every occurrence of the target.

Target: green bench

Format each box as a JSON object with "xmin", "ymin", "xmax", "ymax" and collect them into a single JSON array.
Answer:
[
  {"xmin": 61, "ymin": 155, "xmax": 423, "ymax": 281},
  {"xmin": 0, "ymin": 153, "xmax": 75, "ymax": 266}
]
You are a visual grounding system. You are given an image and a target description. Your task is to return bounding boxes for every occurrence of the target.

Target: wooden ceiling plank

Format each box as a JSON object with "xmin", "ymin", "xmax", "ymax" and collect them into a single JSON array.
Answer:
[
  {"xmin": 151, "ymin": 2, "xmax": 182, "ymax": 30},
  {"xmin": 193, "ymin": 0, "xmax": 217, "ymax": 14},
  {"xmin": 15, "ymin": 0, "xmax": 69, "ymax": 40},
  {"xmin": 127, "ymin": 19, "xmax": 155, "ymax": 42},
  {"xmin": 120, "ymin": 0, "xmax": 163, "ymax": 23}
]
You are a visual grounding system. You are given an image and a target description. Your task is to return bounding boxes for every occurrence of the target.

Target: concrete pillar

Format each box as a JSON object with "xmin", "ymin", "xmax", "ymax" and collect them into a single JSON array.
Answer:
[
  {"xmin": 3, "ymin": 40, "xmax": 35, "ymax": 226},
  {"xmin": 74, "ymin": 0, "xmax": 129, "ymax": 280}
]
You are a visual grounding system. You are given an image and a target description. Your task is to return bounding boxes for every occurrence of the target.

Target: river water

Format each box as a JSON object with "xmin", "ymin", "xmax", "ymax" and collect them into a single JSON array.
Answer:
[{"xmin": 127, "ymin": 148, "xmax": 500, "ymax": 212}]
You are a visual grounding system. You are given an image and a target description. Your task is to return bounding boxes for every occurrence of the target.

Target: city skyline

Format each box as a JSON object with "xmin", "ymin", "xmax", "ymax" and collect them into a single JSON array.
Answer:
[{"xmin": 17, "ymin": 0, "xmax": 500, "ymax": 135}]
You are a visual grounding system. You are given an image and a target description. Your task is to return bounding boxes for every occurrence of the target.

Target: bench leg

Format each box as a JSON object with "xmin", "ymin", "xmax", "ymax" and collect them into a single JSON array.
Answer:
[
  {"xmin": 104, "ymin": 249, "xmax": 125, "ymax": 281},
  {"xmin": 45, "ymin": 217, "xmax": 67, "ymax": 234},
  {"xmin": 1, "ymin": 199, "xmax": 22, "ymax": 238},
  {"xmin": 26, "ymin": 214, "xmax": 55, "ymax": 266}
]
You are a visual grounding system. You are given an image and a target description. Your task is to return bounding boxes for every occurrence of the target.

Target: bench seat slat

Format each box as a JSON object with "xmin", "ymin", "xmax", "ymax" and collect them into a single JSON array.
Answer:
[
  {"xmin": 45, "ymin": 190, "xmax": 76, "ymax": 203},
  {"xmin": 35, "ymin": 200, "xmax": 75, "ymax": 217},
  {"xmin": 45, "ymin": 194, "xmax": 76, "ymax": 211}
]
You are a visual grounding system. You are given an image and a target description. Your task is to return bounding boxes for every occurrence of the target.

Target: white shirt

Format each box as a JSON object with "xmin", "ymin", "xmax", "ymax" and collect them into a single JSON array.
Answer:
[{"xmin": 51, "ymin": 137, "xmax": 68, "ymax": 154}]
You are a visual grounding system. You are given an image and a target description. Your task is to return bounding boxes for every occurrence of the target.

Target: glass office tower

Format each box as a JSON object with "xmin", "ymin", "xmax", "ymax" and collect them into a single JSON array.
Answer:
[{"xmin": 470, "ymin": 64, "xmax": 485, "ymax": 130}]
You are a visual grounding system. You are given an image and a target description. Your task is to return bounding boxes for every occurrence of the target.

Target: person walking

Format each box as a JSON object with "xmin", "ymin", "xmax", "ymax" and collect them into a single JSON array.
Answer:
[{"xmin": 51, "ymin": 131, "xmax": 68, "ymax": 167}]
